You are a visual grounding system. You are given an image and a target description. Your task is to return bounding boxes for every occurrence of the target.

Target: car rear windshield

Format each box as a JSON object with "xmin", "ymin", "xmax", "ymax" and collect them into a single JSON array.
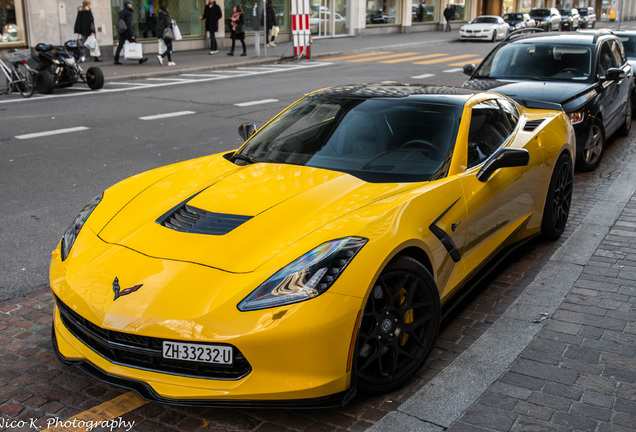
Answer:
[
  {"xmin": 234, "ymin": 97, "xmax": 462, "ymax": 183},
  {"xmin": 530, "ymin": 9, "xmax": 550, "ymax": 17},
  {"xmin": 475, "ymin": 42, "xmax": 593, "ymax": 82},
  {"xmin": 503, "ymin": 14, "xmax": 523, "ymax": 21}
]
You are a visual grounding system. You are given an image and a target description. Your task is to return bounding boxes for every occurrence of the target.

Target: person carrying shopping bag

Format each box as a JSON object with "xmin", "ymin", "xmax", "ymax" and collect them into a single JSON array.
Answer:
[
  {"xmin": 74, "ymin": 0, "xmax": 102, "ymax": 62},
  {"xmin": 156, "ymin": 6, "xmax": 176, "ymax": 66}
]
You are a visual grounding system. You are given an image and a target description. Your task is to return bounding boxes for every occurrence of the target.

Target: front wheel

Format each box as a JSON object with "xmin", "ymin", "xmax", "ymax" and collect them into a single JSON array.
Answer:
[
  {"xmin": 355, "ymin": 256, "xmax": 440, "ymax": 395},
  {"xmin": 86, "ymin": 67, "xmax": 104, "ymax": 90},
  {"xmin": 542, "ymin": 153, "xmax": 573, "ymax": 240},
  {"xmin": 577, "ymin": 119, "xmax": 604, "ymax": 172}
]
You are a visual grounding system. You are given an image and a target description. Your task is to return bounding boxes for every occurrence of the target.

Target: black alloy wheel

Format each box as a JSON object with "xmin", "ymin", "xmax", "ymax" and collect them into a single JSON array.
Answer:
[
  {"xmin": 355, "ymin": 256, "xmax": 440, "ymax": 395},
  {"xmin": 542, "ymin": 153, "xmax": 573, "ymax": 240},
  {"xmin": 578, "ymin": 119, "xmax": 604, "ymax": 172}
]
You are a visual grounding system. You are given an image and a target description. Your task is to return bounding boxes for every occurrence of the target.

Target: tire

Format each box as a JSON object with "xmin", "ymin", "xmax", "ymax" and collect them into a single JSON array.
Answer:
[
  {"xmin": 35, "ymin": 70, "xmax": 55, "ymax": 94},
  {"xmin": 13, "ymin": 63, "xmax": 34, "ymax": 98},
  {"xmin": 577, "ymin": 119, "xmax": 604, "ymax": 172},
  {"xmin": 491, "ymin": 30, "xmax": 497, "ymax": 42},
  {"xmin": 355, "ymin": 256, "xmax": 440, "ymax": 395},
  {"xmin": 86, "ymin": 67, "xmax": 104, "ymax": 90},
  {"xmin": 542, "ymin": 153, "xmax": 573, "ymax": 240},
  {"xmin": 618, "ymin": 95, "xmax": 632, "ymax": 137}
]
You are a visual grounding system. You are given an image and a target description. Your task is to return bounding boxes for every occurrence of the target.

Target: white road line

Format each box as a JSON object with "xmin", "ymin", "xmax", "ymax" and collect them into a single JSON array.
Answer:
[
  {"xmin": 107, "ymin": 82, "xmax": 156, "ymax": 87},
  {"xmin": 443, "ymin": 68, "xmax": 463, "ymax": 73},
  {"xmin": 139, "ymin": 111, "xmax": 196, "ymax": 120},
  {"xmin": 411, "ymin": 73, "xmax": 435, "ymax": 79},
  {"xmin": 15, "ymin": 126, "xmax": 89, "ymax": 140},
  {"xmin": 180, "ymin": 73, "xmax": 227, "ymax": 78},
  {"xmin": 145, "ymin": 77, "xmax": 196, "ymax": 82},
  {"xmin": 234, "ymin": 99, "xmax": 279, "ymax": 107}
]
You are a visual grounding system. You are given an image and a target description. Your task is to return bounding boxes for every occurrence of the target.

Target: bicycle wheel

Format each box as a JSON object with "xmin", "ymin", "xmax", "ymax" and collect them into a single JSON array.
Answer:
[{"xmin": 13, "ymin": 62, "xmax": 34, "ymax": 98}]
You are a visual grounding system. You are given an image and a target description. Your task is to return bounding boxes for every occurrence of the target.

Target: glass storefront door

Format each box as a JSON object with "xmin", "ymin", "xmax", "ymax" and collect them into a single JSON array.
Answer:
[{"xmin": 310, "ymin": 0, "xmax": 349, "ymax": 37}]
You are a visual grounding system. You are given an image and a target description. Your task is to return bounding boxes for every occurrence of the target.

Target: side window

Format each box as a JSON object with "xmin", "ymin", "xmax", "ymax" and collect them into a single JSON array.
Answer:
[
  {"xmin": 598, "ymin": 42, "xmax": 616, "ymax": 76},
  {"xmin": 610, "ymin": 40, "xmax": 625, "ymax": 66},
  {"xmin": 497, "ymin": 98, "xmax": 519, "ymax": 129},
  {"xmin": 467, "ymin": 100, "xmax": 514, "ymax": 169}
]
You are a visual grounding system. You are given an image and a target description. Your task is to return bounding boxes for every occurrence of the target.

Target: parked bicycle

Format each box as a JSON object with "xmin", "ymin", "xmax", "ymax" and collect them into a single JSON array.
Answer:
[{"xmin": 0, "ymin": 49, "xmax": 35, "ymax": 98}]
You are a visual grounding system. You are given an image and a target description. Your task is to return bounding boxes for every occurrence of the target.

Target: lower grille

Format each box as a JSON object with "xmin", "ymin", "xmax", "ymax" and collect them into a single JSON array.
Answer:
[{"xmin": 54, "ymin": 295, "xmax": 251, "ymax": 380}]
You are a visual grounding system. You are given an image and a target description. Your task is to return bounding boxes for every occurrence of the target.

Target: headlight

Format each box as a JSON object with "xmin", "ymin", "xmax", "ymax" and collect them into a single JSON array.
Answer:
[
  {"xmin": 64, "ymin": 57, "xmax": 76, "ymax": 67},
  {"xmin": 61, "ymin": 194, "xmax": 102, "ymax": 261},
  {"xmin": 569, "ymin": 111, "xmax": 585, "ymax": 125},
  {"xmin": 238, "ymin": 237, "xmax": 367, "ymax": 311}
]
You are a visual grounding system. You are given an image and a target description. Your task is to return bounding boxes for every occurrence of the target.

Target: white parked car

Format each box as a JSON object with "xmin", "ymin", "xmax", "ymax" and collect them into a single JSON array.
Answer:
[{"xmin": 459, "ymin": 16, "xmax": 509, "ymax": 42}]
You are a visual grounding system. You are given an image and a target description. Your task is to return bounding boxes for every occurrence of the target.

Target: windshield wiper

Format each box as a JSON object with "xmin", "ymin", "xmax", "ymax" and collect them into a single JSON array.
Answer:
[{"xmin": 232, "ymin": 153, "xmax": 260, "ymax": 165}]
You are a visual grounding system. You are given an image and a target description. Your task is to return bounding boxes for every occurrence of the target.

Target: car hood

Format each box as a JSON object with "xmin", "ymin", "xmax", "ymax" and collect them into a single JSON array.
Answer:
[
  {"xmin": 98, "ymin": 156, "xmax": 408, "ymax": 273},
  {"xmin": 462, "ymin": 78, "xmax": 596, "ymax": 107}
]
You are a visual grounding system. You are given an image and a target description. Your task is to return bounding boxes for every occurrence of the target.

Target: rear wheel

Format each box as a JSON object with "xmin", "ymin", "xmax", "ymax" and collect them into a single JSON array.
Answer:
[
  {"xmin": 86, "ymin": 66, "xmax": 104, "ymax": 90},
  {"xmin": 35, "ymin": 70, "xmax": 55, "ymax": 94},
  {"xmin": 355, "ymin": 256, "xmax": 440, "ymax": 395},
  {"xmin": 577, "ymin": 119, "xmax": 604, "ymax": 172},
  {"xmin": 542, "ymin": 153, "xmax": 573, "ymax": 240},
  {"xmin": 13, "ymin": 63, "xmax": 34, "ymax": 98}
]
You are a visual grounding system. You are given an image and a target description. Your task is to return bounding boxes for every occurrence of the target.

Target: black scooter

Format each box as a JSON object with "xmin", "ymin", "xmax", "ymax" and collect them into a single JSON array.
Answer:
[{"xmin": 27, "ymin": 40, "xmax": 104, "ymax": 94}]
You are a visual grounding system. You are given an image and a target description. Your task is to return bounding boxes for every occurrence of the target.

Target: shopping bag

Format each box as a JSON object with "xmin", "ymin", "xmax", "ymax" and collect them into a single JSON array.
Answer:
[
  {"xmin": 172, "ymin": 20, "xmax": 182, "ymax": 40},
  {"xmin": 124, "ymin": 41, "xmax": 143, "ymax": 60},
  {"xmin": 163, "ymin": 27, "xmax": 175, "ymax": 42},
  {"xmin": 84, "ymin": 34, "xmax": 97, "ymax": 50},
  {"xmin": 273, "ymin": 26, "xmax": 280, "ymax": 37},
  {"xmin": 158, "ymin": 38, "xmax": 167, "ymax": 54}
]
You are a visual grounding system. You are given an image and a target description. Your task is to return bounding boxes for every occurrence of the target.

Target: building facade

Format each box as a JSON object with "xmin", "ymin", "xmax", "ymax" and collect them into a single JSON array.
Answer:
[{"xmin": 0, "ymin": 0, "xmax": 632, "ymax": 55}]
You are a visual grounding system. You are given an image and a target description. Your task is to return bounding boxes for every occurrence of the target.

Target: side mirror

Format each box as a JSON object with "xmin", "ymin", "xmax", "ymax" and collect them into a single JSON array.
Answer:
[
  {"xmin": 603, "ymin": 67, "xmax": 625, "ymax": 81},
  {"xmin": 238, "ymin": 123, "xmax": 257, "ymax": 141},
  {"xmin": 463, "ymin": 64, "xmax": 476, "ymax": 76},
  {"xmin": 477, "ymin": 148, "xmax": 529, "ymax": 182}
]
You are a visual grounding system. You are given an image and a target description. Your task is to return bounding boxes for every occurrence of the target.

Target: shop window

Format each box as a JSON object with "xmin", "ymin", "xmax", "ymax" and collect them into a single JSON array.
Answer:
[
  {"xmin": 412, "ymin": 0, "xmax": 438, "ymax": 23},
  {"xmin": 449, "ymin": 0, "xmax": 465, "ymax": 21},
  {"xmin": 111, "ymin": 0, "xmax": 204, "ymax": 41},
  {"xmin": 1, "ymin": 0, "xmax": 27, "ymax": 47},
  {"xmin": 225, "ymin": 0, "xmax": 289, "ymax": 34},
  {"xmin": 367, "ymin": 0, "xmax": 401, "ymax": 25}
]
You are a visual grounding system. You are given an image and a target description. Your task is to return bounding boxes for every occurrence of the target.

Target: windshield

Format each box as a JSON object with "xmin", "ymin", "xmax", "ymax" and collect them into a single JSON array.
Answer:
[
  {"xmin": 530, "ymin": 9, "xmax": 549, "ymax": 17},
  {"xmin": 618, "ymin": 35, "xmax": 636, "ymax": 58},
  {"xmin": 503, "ymin": 14, "xmax": 523, "ymax": 21},
  {"xmin": 473, "ymin": 17, "xmax": 498, "ymax": 24},
  {"xmin": 475, "ymin": 42, "xmax": 592, "ymax": 82},
  {"xmin": 234, "ymin": 97, "xmax": 462, "ymax": 183}
]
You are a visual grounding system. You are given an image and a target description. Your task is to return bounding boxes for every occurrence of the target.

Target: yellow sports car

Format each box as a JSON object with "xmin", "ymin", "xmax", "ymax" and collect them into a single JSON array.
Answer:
[{"xmin": 50, "ymin": 84, "xmax": 574, "ymax": 407}]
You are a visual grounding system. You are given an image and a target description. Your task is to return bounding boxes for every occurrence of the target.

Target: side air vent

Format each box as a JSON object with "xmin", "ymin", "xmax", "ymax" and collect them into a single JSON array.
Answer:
[
  {"xmin": 157, "ymin": 204, "xmax": 252, "ymax": 235},
  {"xmin": 523, "ymin": 119, "xmax": 545, "ymax": 132}
]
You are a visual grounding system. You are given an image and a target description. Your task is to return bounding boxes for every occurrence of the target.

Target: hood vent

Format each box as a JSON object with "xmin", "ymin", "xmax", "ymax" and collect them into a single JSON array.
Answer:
[
  {"xmin": 523, "ymin": 119, "xmax": 545, "ymax": 132},
  {"xmin": 157, "ymin": 204, "xmax": 252, "ymax": 235}
]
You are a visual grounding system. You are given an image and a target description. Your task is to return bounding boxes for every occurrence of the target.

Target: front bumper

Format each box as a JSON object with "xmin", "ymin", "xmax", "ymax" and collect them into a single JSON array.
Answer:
[{"xmin": 50, "ymin": 231, "xmax": 365, "ymax": 406}]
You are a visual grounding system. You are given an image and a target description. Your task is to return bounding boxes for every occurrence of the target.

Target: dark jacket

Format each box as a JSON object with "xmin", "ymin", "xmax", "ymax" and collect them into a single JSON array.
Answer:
[
  {"xmin": 202, "ymin": 2, "xmax": 223, "ymax": 33},
  {"xmin": 156, "ymin": 9, "xmax": 172, "ymax": 40},
  {"xmin": 118, "ymin": 6, "xmax": 135, "ymax": 40},
  {"xmin": 443, "ymin": 7, "xmax": 455, "ymax": 21},
  {"xmin": 74, "ymin": 8, "xmax": 95, "ymax": 37},
  {"xmin": 265, "ymin": 4, "xmax": 277, "ymax": 28},
  {"xmin": 231, "ymin": 13, "xmax": 245, "ymax": 40}
]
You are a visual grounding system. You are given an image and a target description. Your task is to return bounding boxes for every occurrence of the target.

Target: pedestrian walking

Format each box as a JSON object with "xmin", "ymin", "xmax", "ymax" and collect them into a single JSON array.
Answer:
[
  {"xmin": 73, "ymin": 0, "xmax": 102, "ymax": 62},
  {"xmin": 156, "ymin": 6, "xmax": 175, "ymax": 66},
  {"xmin": 265, "ymin": 0, "xmax": 277, "ymax": 47},
  {"xmin": 201, "ymin": 0, "xmax": 222, "ymax": 55},
  {"xmin": 227, "ymin": 5, "xmax": 246, "ymax": 56},
  {"xmin": 443, "ymin": 4, "xmax": 455, "ymax": 32},
  {"xmin": 113, "ymin": 0, "xmax": 148, "ymax": 65}
]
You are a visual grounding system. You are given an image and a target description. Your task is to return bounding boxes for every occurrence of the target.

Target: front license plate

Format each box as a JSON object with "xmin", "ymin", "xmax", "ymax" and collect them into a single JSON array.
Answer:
[{"xmin": 162, "ymin": 341, "xmax": 233, "ymax": 365}]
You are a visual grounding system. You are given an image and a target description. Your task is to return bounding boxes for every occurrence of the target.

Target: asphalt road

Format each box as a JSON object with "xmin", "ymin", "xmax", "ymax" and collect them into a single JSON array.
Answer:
[{"xmin": 0, "ymin": 38, "xmax": 521, "ymax": 300}]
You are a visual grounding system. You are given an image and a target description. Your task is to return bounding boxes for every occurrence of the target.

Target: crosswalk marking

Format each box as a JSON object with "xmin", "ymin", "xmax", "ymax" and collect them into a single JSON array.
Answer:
[
  {"xmin": 320, "ymin": 51, "xmax": 392, "ymax": 61},
  {"xmin": 349, "ymin": 52, "xmax": 420, "ymax": 62},
  {"xmin": 448, "ymin": 58, "xmax": 482, "ymax": 67},
  {"xmin": 411, "ymin": 73, "xmax": 435, "ymax": 79},
  {"xmin": 414, "ymin": 54, "xmax": 479, "ymax": 65},
  {"xmin": 381, "ymin": 53, "xmax": 446, "ymax": 64}
]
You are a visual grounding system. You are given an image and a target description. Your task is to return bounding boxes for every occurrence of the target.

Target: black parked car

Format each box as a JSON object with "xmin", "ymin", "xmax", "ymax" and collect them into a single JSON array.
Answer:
[
  {"xmin": 579, "ymin": 7, "xmax": 596, "ymax": 28},
  {"xmin": 462, "ymin": 31, "xmax": 633, "ymax": 171},
  {"xmin": 558, "ymin": 8, "xmax": 581, "ymax": 31}
]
